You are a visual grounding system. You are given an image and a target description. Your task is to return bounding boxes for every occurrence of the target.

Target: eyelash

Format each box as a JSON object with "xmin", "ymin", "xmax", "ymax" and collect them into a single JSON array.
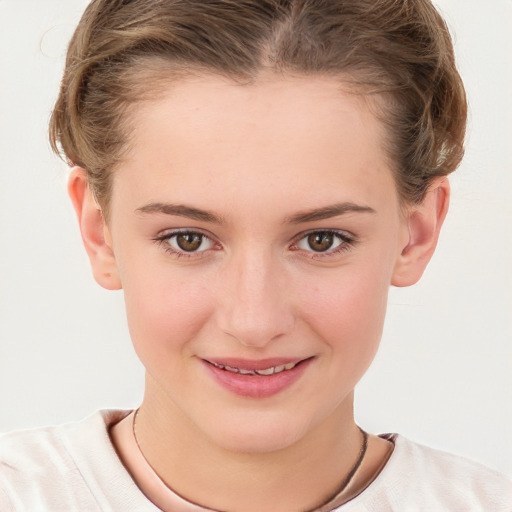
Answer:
[
  {"xmin": 153, "ymin": 229, "xmax": 218, "ymax": 259},
  {"xmin": 291, "ymin": 229, "xmax": 356, "ymax": 259},
  {"xmin": 153, "ymin": 229, "xmax": 357, "ymax": 260}
]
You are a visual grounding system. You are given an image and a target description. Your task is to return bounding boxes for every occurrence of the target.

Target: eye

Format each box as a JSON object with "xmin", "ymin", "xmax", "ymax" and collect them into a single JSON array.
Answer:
[
  {"xmin": 295, "ymin": 230, "xmax": 353, "ymax": 254},
  {"xmin": 158, "ymin": 231, "xmax": 216, "ymax": 254}
]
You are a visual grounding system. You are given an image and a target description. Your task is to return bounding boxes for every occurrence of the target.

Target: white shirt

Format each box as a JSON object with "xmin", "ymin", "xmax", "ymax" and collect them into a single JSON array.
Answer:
[{"xmin": 0, "ymin": 409, "xmax": 510, "ymax": 511}]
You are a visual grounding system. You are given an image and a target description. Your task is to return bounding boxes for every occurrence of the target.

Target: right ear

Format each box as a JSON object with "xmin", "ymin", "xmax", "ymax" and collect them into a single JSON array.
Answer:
[{"xmin": 68, "ymin": 167, "xmax": 122, "ymax": 290}]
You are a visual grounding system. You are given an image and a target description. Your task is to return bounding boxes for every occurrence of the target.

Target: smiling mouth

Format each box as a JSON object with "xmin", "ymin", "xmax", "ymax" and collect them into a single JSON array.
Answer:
[
  {"xmin": 205, "ymin": 360, "xmax": 306, "ymax": 376},
  {"xmin": 203, "ymin": 357, "xmax": 314, "ymax": 398}
]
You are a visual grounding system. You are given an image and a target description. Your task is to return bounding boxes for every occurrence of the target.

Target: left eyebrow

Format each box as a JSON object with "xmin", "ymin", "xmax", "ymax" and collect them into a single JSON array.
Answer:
[{"xmin": 285, "ymin": 202, "xmax": 376, "ymax": 224}]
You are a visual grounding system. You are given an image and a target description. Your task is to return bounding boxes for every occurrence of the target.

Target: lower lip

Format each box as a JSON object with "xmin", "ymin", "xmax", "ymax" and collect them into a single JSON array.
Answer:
[{"xmin": 202, "ymin": 359, "xmax": 312, "ymax": 399}]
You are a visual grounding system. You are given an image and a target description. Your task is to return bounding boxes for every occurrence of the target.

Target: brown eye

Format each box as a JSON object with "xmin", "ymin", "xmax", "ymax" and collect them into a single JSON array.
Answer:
[
  {"xmin": 295, "ymin": 230, "xmax": 349, "ymax": 254},
  {"xmin": 307, "ymin": 232, "xmax": 335, "ymax": 252},
  {"xmin": 165, "ymin": 232, "xmax": 214, "ymax": 253},
  {"xmin": 176, "ymin": 233, "xmax": 203, "ymax": 252}
]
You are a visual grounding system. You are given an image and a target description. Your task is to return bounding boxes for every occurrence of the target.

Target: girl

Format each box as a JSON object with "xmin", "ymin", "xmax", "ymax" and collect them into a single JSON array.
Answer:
[{"xmin": 1, "ymin": 1, "xmax": 511, "ymax": 510}]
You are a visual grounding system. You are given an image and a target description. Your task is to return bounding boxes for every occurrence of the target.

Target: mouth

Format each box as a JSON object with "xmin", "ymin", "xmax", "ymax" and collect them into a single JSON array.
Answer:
[
  {"xmin": 206, "ymin": 360, "xmax": 302, "ymax": 376},
  {"xmin": 201, "ymin": 357, "xmax": 314, "ymax": 398}
]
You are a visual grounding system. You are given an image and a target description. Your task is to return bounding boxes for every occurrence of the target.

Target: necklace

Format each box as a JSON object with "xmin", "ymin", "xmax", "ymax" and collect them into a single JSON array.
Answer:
[
  {"xmin": 132, "ymin": 408, "xmax": 369, "ymax": 511},
  {"xmin": 335, "ymin": 426, "xmax": 369, "ymax": 495}
]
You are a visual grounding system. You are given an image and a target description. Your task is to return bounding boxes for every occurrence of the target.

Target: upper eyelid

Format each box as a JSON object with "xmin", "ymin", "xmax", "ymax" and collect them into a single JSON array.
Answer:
[
  {"xmin": 291, "ymin": 228, "xmax": 355, "ymax": 243},
  {"xmin": 154, "ymin": 230, "xmax": 217, "ymax": 256},
  {"xmin": 155, "ymin": 227, "xmax": 217, "ymax": 240},
  {"xmin": 290, "ymin": 229, "xmax": 357, "ymax": 257},
  {"xmin": 155, "ymin": 227, "xmax": 354, "ymax": 238},
  {"xmin": 153, "ymin": 229, "xmax": 218, "ymax": 250}
]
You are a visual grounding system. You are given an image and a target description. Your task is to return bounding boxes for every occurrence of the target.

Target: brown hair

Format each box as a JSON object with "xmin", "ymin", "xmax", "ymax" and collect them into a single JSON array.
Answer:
[{"xmin": 50, "ymin": 0, "xmax": 467, "ymax": 211}]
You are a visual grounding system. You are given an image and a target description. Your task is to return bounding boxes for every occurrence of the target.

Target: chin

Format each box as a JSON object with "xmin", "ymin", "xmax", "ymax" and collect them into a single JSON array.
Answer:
[{"xmin": 203, "ymin": 412, "xmax": 310, "ymax": 455}]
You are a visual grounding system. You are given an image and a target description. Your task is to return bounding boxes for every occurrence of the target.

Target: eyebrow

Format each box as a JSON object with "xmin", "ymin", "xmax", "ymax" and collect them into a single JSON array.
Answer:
[
  {"xmin": 285, "ymin": 202, "xmax": 376, "ymax": 224},
  {"xmin": 136, "ymin": 203, "xmax": 224, "ymax": 224},
  {"xmin": 136, "ymin": 201, "xmax": 375, "ymax": 225}
]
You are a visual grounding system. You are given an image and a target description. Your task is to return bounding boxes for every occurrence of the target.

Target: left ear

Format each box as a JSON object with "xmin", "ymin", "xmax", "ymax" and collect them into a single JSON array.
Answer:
[{"xmin": 391, "ymin": 177, "xmax": 450, "ymax": 287}]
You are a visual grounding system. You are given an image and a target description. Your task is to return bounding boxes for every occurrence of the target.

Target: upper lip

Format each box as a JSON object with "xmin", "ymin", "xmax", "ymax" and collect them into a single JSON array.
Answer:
[{"xmin": 202, "ymin": 357, "xmax": 310, "ymax": 371}]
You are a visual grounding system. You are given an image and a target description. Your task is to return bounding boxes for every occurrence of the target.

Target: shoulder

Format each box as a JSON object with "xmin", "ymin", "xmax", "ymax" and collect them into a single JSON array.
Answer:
[
  {"xmin": 0, "ymin": 410, "xmax": 132, "ymax": 510},
  {"xmin": 396, "ymin": 435, "xmax": 510, "ymax": 483},
  {"xmin": 0, "ymin": 409, "xmax": 127, "ymax": 473},
  {"xmin": 342, "ymin": 434, "xmax": 512, "ymax": 512}
]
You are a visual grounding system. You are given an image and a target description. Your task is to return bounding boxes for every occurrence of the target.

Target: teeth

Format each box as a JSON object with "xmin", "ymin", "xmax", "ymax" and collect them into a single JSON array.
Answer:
[
  {"xmin": 210, "ymin": 360, "xmax": 300, "ymax": 375},
  {"xmin": 255, "ymin": 367, "xmax": 275, "ymax": 376}
]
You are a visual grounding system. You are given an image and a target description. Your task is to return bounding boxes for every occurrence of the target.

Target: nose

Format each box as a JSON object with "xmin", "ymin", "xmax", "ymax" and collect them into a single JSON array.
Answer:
[{"xmin": 216, "ymin": 250, "xmax": 295, "ymax": 348}]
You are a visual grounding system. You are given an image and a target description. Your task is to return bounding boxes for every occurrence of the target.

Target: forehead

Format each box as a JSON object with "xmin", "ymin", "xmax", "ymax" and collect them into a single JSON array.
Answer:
[{"xmin": 114, "ymin": 74, "xmax": 396, "ymax": 214}]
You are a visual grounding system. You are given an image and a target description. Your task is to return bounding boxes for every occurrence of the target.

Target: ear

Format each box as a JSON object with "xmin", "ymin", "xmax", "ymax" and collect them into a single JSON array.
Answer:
[
  {"xmin": 68, "ymin": 167, "xmax": 122, "ymax": 290},
  {"xmin": 391, "ymin": 177, "xmax": 450, "ymax": 287}
]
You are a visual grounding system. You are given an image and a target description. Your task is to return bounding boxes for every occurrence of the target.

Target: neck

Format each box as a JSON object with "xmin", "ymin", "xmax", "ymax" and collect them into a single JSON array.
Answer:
[{"xmin": 135, "ymin": 380, "xmax": 364, "ymax": 512}]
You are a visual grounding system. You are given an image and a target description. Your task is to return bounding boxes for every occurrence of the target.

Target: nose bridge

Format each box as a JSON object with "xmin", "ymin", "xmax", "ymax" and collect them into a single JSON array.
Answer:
[{"xmin": 218, "ymin": 247, "xmax": 293, "ymax": 347}]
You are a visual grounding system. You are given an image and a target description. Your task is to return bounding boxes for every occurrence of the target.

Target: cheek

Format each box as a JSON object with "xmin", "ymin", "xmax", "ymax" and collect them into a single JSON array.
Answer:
[
  {"xmin": 121, "ymin": 259, "xmax": 215, "ymax": 364},
  {"xmin": 298, "ymin": 259, "xmax": 391, "ymax": 366}
]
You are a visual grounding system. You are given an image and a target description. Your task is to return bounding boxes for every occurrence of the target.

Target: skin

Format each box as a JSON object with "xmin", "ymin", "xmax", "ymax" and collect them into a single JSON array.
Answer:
[{"xmin": 69, "ymin": 74, "xmax": 449, "ymax": 511}]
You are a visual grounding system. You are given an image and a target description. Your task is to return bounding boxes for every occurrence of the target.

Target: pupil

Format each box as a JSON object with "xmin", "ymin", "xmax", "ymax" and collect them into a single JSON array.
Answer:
[
  {"xmin": 177, "ymin": 233, "xmax": 202, "ymax": 252},
  {"xmin": 308, "ymin": 232, "xmax": 333, "ymax": 252}
]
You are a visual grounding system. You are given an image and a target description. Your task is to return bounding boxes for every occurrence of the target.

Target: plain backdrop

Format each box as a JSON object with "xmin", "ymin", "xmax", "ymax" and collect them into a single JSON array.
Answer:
[{"xmin": 0, "ymin": 0, "xmax": 511, "ymax": 476}]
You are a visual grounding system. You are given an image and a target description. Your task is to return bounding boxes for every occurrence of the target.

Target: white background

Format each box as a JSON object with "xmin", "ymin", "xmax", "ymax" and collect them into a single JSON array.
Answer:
[{"xmin": 1, "ymin": 0, "xmax": 511, "ymax": 476}]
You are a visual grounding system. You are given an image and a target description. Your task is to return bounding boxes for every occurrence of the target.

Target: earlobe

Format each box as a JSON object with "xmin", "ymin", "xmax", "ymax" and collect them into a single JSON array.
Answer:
[
  {"xmin": 391, "ymin": 177, "xmax": 450, "ymax": 287},
  {"xmin": 68, "ymin": 167, "xmax": 122, "ymax": 290}
]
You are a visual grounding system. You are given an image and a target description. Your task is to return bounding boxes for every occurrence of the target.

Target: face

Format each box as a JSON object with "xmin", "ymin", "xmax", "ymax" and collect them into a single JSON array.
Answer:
[{"xmin": 103, "ymin": 74, "xmax": 410, "ymax": 453}]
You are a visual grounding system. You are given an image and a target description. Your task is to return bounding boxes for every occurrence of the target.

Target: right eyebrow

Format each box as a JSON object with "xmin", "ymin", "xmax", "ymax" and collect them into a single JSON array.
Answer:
[{"xmin": 135, "ymin": 203, "xmax": 225, "ymax": 224}]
